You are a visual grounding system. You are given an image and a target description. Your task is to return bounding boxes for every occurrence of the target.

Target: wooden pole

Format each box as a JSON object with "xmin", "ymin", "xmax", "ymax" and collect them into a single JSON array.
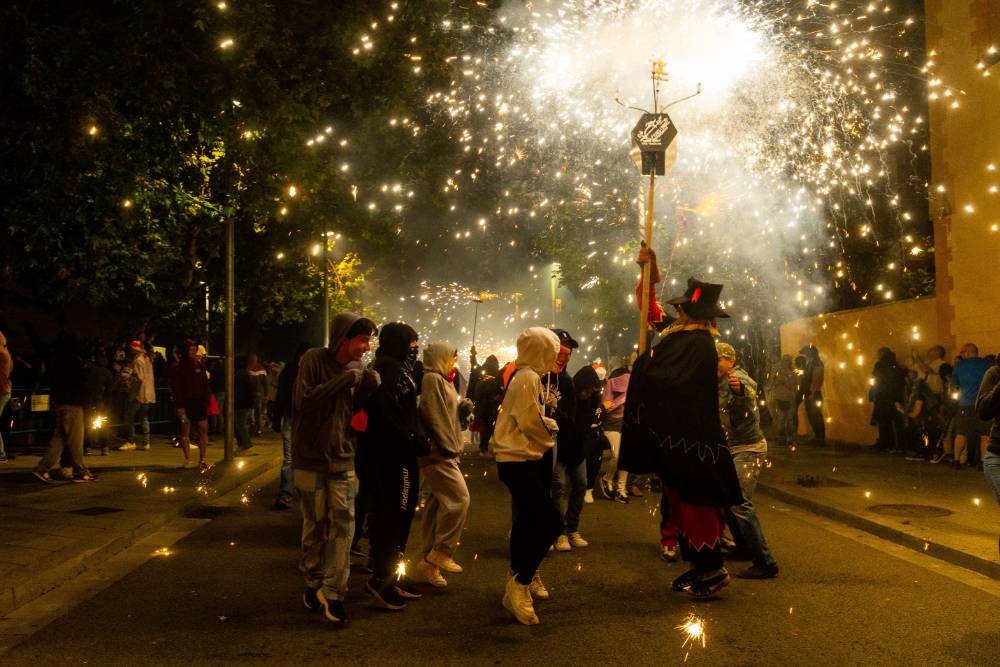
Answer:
[{"xmin": 637, "ymin": 171, "xmax": 656, "ymax": 354}]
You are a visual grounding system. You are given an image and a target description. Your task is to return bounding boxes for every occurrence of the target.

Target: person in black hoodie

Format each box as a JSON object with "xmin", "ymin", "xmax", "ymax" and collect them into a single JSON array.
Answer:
[
  {"xmin": 273, "ymin": 343, "xmax": 311, "ymax": 510},
  {"xmin": 359, "ymin": 322, "xmax": 429, "ymax": 610},
  {"xmin": 472, "ymin": 355, "xmax": 502, "ymax": 457},
  {"xmin": 34, "ymin": 337, "xmax": 95, "ymax": 483},
  {"xmin": 233, "ymin": 355, "xmax": 257, "ymax": 456},
  {"xmin": 870, "ymin": 347, "xmax": 907, "ymax": 453},
  {"xmin": 552, "ymin": 365, "xmax": 602, "ymax": 551}
]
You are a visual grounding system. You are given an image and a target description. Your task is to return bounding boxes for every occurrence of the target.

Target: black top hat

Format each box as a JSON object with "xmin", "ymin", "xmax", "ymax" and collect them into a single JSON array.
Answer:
[
  {"xmin": 665, "ymin": 277, "xmax": 730, "ymax": 319},
  {"xmin": 549, "ymin": 328, "xmax": 579, "ymax": 349}
]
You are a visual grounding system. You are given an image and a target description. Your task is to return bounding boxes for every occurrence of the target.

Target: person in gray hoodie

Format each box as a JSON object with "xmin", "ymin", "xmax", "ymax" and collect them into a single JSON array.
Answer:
[
  {"xmin": 415, "ymin": 342, "xmax": 474, "ymax": 589},
  {"xmin": 293, "ymin": 312, "xmax": 379, "ymax": 628},
  {"xmin": 492, "ymin": 327, "xmax": 563, "ymax": 626}
]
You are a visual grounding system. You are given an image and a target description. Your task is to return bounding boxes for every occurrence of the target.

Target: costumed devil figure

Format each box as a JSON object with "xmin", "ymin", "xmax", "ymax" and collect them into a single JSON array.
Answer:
[{"xmin": 620, "ymin": 266, "xmax": 744, "ymax": 599}]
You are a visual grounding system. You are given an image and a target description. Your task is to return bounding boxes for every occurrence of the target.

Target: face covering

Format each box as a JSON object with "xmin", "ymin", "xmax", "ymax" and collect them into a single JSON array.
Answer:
[{"xmin": 403, "ymin": 345, "xmax": 419, "ymax": 372}]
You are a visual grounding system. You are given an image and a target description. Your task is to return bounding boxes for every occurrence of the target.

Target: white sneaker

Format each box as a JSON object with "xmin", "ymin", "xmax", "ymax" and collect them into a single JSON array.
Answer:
[
  {"xmin": 528, "ymin": 572, "xmax": 549, "ymax": 600},
  {"xmin": 503, "ymin": 575, "xmax": 539, "ymax": 626},
  {"xmin": 554, "ymin": 534, "xmax": 572, "ymax": 552},
  {"xmin": 568, "ymin": 532, "xmax": 589, "ymax": 548},
  {"xmin": 181, "ymin": 459, "xmax": 196, "ymax": 469},
  {"xmin": 426, "ymin": 549, "xmax": 463, "ymax": 573},
  {"xmin": 584, "ymin": 489, "xmax": 594, "ymax": 504},
  {"xmin": 415, "ymin": 560, "xmax": 448, "ymax": 588},
  {"xmin": 661, "ymin": 544, "xmax": 678, "ymax": 562},
  {"xmin": 119, "ymin": 442, "xmax": 137, "ymax": 451}
]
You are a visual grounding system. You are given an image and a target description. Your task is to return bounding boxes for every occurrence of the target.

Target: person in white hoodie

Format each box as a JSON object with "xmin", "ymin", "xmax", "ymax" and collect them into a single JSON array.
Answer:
[
  {"xmin": 415, "ymin": 342, "xmax": 474, "ymax": 588},
  {"xmin": 492, "ymin": 327, "xmax": 563, "ymax": 626}
]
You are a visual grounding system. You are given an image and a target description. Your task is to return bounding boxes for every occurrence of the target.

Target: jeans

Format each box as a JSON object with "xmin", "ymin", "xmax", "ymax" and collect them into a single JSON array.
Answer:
[
  {"xmin": 983, "ymin": 451, "xmax": 1000, "ymax": 507},
  {"xmin": 278, "ymin": 416, "xmax": 294, "ymax": 500},
  {"xmin": 805, "ymin": 392, "xmax": 826, "ymax": 443},
  {"xmin": 234, "ymin": 407, "xmax": 253, "ymax": 451},
  {"xmin": 0, "ymin": 392, "xmax": 9, "ymax": 458},
  {"xmin": 725, "ymin": 451, "xmax": 777, "ymax": 568},
  {"xmin": 552, "ymin": 459, "xmax": 586, "ymax": 533},
  {"xmin": 37, "ymin": 404, "xmax": 89, "ymax": 475},
  {"xmin": 498, "ymin": 459, "xmax": 564, "ymax": 585},
  {"xmin": 295, "ymin": 468, "xmax": 356, "ymax": 601}
]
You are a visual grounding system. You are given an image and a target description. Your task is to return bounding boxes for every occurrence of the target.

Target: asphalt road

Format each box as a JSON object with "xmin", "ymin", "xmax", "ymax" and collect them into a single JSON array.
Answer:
[{"xmin": 5, "ymin": 454, "xmax": 999, "ymax": 666}]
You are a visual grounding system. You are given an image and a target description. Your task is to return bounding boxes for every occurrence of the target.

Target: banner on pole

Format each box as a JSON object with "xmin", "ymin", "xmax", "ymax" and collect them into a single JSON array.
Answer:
[{"xmin": 631, "ymin": 113, "xmax": 678, "ymax": 175}]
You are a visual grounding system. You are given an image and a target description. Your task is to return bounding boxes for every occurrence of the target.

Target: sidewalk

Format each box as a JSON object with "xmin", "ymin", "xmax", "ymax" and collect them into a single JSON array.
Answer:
[
  {"xmin": 0, "ymin": 433, "xmax": 283, "ymax": 616},
  {"xmin": 757, "ymin": 442, "xmax": 1000, "ymax": 579}
]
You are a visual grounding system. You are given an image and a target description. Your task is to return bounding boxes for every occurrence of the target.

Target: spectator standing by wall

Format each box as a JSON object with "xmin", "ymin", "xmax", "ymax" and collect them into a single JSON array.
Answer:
[
  {"xmin": 768, "ymin": 355, "xmax": 797, "ymax": 446},
  {"xmin": 798, "ymin": 345, "xmax": 826, "ymax": 445},
  {"xmin": 953, "ymin": 343, "xmax": 991, "ymax": 470},
  {"xmin": 871, "ymin": 348, "xmax": 907, "ymax": 453}
]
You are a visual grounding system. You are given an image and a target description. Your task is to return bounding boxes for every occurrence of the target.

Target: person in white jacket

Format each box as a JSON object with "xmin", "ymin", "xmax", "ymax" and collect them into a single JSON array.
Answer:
[
  {"xmin": 415, "ymin": 342, "xmax": 474, "ymax": 589},
  {"xmin": 492, "ymin": 327, "xmax": 563, "ymax": 626}
]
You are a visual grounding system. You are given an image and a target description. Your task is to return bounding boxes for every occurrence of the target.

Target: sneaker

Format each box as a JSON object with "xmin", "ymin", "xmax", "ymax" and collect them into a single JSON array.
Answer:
[
  {"xmin": 73, "ymin": 472, "xmax": 97, "ymax": 483},
  {"xmin": 303, "ymin": 586, "xmax": 321, "ymax": 612},
  {"xmin": 904, "ymin": 454, "xmax": 925, "ymax": 462},
  {"xmin": 929, "ymin": 451, "xmax": 951, "ymax": 464},
  {"xmin": 181, "ymin": 459, "xmax": 196, "ymax": 469},
  {"xmin": 671, "ymin": 568, "xmax": 699, "ymax": 592},
  {"xmin": 554, "ymin": 534, "xmax": 572, "ymax": 552},
  {"xmin": 502, "ymin": 575, "xmax": 539, "ymax": 626},
  {"xmin": 119, "ymin": 442, "xmax": 137, "ymax": 451},
  {"xmin": 599, "ymin": 476, "xmax": 614, "ymax": 499},
  {"xmin": 199, "ymin": 460, "xmax": 210, "ymax": 470},
  {"xmin": 316, "ymin": 590, "xmax": 348, "ymax": 627},
  {"xmin": 139, "ymin": 443, "xmax": 150, "ymax": 451},
  {"xmin": 365, "ymin": 578, "xmax": 407, "ymax": 611},
  {"xmin": 568, "ymin": 532, "xmax": 589, "ymax": 548},
  {"xmin": 394, "ymin": 579, "xmax": 423, "ymax": 600},
  {"xmin": 235, "ymin": 448, "xmax": 259, "ymax": 457},
  {"xmin": 660, "ymin": 544, "xmax": 678, "ymax": 562},
  {"xmin": 426, "ymin": 549, "xmax": 463, "ymax": 573},
  {"xmin": 33, "ymin": 470, "xmax": 56, "ymax": 484},
  {"xmin": 612, "ymin": 490, "xmax": 630, "ymax": 504},
  {"xmin": 272, "ymin": 496, "xmax": 294, "ymax": 510},
  {"xmin": 415, "ymin": 559, "xmax": 448, "ymax": 588},
  {"xmin": 736, "ymin": 563, "xmax": 779, "ymax": 579},
  {"xmin": 685, "ymin": 568, "xmax": 731, "ymax": 598},
  {"xmin": 629, "ymin": 485, "xmax": 645, "ymax": 498},
  {"xmin": 583, "ymin": 489, "xmax": 594, "ymax": 504},
  {"xmin": 528, "ymin": 572, "xmax": 549, "ymax": 600}
]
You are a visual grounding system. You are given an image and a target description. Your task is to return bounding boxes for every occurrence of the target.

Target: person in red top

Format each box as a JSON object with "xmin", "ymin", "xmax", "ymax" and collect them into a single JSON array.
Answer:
[{"xmin": 170, "ymin": 339, "xmax": 211, "ymax": 469}]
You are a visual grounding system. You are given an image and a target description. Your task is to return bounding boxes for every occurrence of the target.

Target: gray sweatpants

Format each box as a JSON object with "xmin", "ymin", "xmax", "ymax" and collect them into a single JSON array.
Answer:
[
  {"xmin": 420, "ymin": 458, "xmax": 470, "ymax": 558},
  {"xmin": 37, "ymin": 404, "xmax": 89, "ymax": 475},
  {"xmin": 295, "ymin": 468, "xmax": 356, "ymax": 601}
]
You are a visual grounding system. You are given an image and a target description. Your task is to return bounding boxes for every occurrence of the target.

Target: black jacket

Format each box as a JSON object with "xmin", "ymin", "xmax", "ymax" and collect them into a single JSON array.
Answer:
[
  {"xmin": 361, "ymin": 323, "xmax": 428, "ymax": 460},
  {"xmin": 976, "ymin": 365, "xmax": 1000, "ymax": 455},
  {"xmin": 558, "ymin": 366, "xmax": 602, "ymax": 466},
  {"xmin": 620, "ymin": 327, "xmax": 742, "ymax": 507}
]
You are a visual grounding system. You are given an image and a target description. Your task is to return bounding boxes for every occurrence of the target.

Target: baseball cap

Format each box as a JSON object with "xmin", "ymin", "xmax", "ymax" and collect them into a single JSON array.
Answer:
[{"xmin": 550, "ymin": 328, "xmax": 579, "ymax": 349}]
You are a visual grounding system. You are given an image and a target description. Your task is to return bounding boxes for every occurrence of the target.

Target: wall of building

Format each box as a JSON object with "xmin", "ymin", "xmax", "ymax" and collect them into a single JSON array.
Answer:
[
  {"xmin": 780, "ymin": 297, "xmax": 941, "ymax": 446},
  {"xmin": 925, "ymin": 0, "xmax": 1000, "ymax": 352}
]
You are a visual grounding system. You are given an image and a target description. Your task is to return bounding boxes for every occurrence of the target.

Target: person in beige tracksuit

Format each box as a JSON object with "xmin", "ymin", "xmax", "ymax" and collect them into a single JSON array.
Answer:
[{"xmin": 415, "ymin": 342, "xmax": 474, "ymax": 588}]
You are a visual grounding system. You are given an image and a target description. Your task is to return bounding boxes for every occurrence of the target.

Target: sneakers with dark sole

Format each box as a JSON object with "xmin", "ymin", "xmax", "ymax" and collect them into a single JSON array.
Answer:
[
  {"xmin": 303, "ymin": 586, "xmax": 321, "ymax": 612},
  {"xmin": 316, "ymin": 590, "xmax": 348, "ymax": 627},
  {"xmin": 73, "ymin": 473, "xmax": 97, "ymax": 483},
  {"xmin": 33, "ymin": 470, "xmax": 56, "ymax": 484},
  {"xmin": 611, "ymin": 491, "xmax": 630, "ymax": 504},
  {"xmin": 671, "ymin": 568, "xmax": 698, "ymax": 592},
  {"xmin": 365, "ymin": 579, "xmax": 407, "ymax": 611},
  {"xmin": 736, "ymin": 563, "xmax": 779, "ymax": 579},
  {"xmin": 394, "ymin": 579, "xmax": 423, "ymax": 600},
  {"xmin": 685, "ymin": 569, "xmax": 731, "ymax": 598}
]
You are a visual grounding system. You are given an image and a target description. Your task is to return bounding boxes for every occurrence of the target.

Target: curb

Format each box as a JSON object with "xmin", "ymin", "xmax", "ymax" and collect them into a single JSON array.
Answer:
[
  {"xmin": 757, "ymin": 482, "xmax": 1000, "ymax": 581},
  {"xmin": 1, "ymin": 453, "xmax": 281, "ymax": 617}
]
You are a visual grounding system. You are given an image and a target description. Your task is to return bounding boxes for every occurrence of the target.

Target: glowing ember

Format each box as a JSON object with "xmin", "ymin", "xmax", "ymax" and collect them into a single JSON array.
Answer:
[{"xmin": 676, "ymin": 613, "xmax": 708, "ymax": 652}]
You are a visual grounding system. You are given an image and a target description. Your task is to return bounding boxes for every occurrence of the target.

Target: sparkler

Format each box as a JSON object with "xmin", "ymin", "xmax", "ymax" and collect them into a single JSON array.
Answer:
[
  {"xmin": 676, "ymin": 613, "xmax": 708, "ymax": 655},
  {"xmin": 90, "ymin": 415, "xmax": 106, "ymax": 430},
  {"xmin": 395, "ymin": 560, "xmax": 407, "ymax": 581}
]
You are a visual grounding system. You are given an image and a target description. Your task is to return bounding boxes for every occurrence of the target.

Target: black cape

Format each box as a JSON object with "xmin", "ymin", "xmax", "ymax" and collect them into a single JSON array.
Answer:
[{"xmin": 619, "ymin": 328, "xmax": 742, "ymax": 507}]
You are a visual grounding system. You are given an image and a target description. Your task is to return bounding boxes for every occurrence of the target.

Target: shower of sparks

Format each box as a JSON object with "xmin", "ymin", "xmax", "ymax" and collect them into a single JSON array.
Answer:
[
  {"xmin": 396, "ymin": 560, "xmax": 407, "ymax": 580},
  {"xmin": 676, "ymin": 613, "xmax": 708, "ymax": 653}
]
